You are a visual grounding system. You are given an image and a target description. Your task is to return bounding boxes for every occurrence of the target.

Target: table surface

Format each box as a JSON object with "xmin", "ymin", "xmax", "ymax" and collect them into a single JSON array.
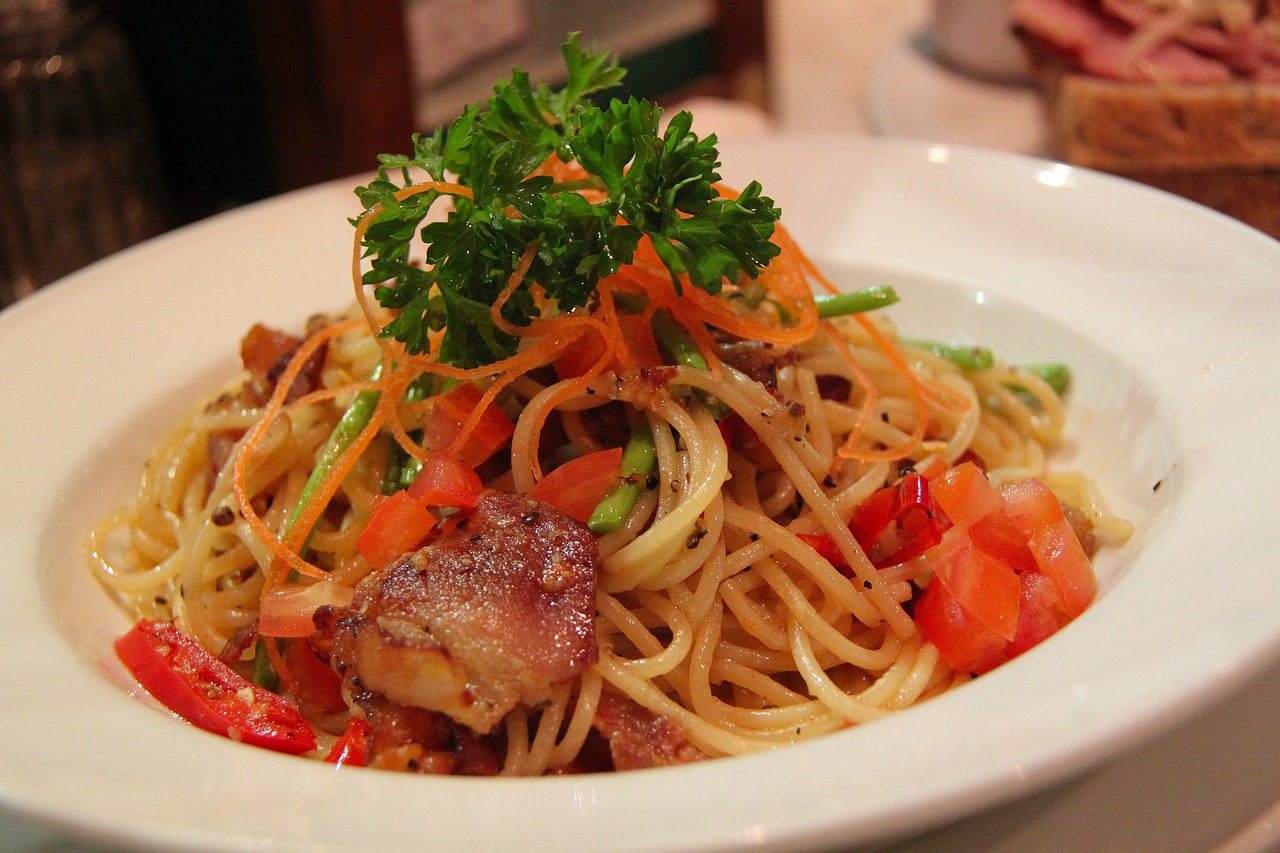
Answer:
[{"xmin": 7, "ymin": 3, "xmax": 1280, "ymax": 851}]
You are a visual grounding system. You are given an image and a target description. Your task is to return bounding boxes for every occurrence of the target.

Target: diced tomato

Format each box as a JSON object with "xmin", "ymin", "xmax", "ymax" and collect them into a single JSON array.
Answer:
[
  {"xmin": 931, "ymin": 461, "xmax": 1004, "ymax": 528},
  {"xmin": 283, "ymin": 639, "xmax": 346, "ymax": 716},
  {"xmin": 324, "ymin": 717, "xmax": 372, "ymax": 767},
  {"xmin": 927, "ymin": 526, "xmax": 1022, "ymax": 642},
  {"xmin": 1008, "ymin": 571, "xmax": 1066, "ymax": 659},
  {"xmin": 914, "ymin": 466, "xmax": 1099, "ymax": 674},
  {"xmin": 115, "ymin": 619, "xmax": 317, "ymax": 754},
  {"xmin": 917, "ymin": 567, "xmax": 1067, "ymax": 674},
  {"xmin": 355, "ymin": 490, "xmax": 437, "ymax": 570},
  {"xmin": 914, "ymin": 579, "xmax": 1010, "ymax": 675},
  {"xmin": 1000, "ymin": 478, "xmax": 1097, "ymax": 618},
  {"xmin": 422, "ymin": 382, "xmax": 515, "ymax": 468},
  {"xmin": 408, "ymin": 453, "xmax": 483, "ymax": 509},
  {"xmin": 530, "ymin": 447, "xmax": 624, "ymax": 524},
  {"xmin": 554, "ymin": 313, "xmax": 664, "ymax": 380},
  {"xmin": 968, "ymin": 509, "xmax": 1039, "ymax": 574},
  {"xmin": 258, "ymin": 580, "xmax": 356, "ymax": 639}
]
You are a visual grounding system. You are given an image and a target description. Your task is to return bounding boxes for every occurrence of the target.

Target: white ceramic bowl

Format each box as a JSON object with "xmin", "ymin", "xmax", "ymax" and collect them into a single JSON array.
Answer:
[{"xmin": 2, "ymin": 135, "xmax": 1279, "ymax": 852}]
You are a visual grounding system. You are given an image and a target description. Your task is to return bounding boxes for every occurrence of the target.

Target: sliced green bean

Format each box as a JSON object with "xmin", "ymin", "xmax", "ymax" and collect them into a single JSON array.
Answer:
[
  {"xmin": 588, "ymin": 426, "xmax": 658, "ymax": 534},
  {"xmin": 814, "ymin": 285, "xmax": 899, "ymax": 319},
  {"xmin": 900, "ymin": 338, "xmax": 996, "ymax": 371},
  {"xmin": 651, "ymin": 309, "xmax": 709, "ymax": 371},
  {"xmin": 1024, "ymin": 362, "xmax": 1071, "ymax": 395}
]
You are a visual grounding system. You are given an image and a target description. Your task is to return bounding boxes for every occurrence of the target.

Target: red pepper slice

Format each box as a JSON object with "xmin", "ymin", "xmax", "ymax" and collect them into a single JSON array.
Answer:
[
  {"xmin": 324, "ymin": 717, "xmax": 373, "ymax": 767},
  {"xmin": 849, "ymin": 473, "xmax": 947, "ymax": 568},
  {"xmin": 115, "ymin": 619, "xmax": 317, "ymax": 755}
]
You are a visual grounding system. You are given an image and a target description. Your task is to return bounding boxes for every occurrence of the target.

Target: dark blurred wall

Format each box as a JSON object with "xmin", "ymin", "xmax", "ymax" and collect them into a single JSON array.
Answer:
[{"xmin": 102, "ymin": 0, "xmax": 280, "ymax": 225}]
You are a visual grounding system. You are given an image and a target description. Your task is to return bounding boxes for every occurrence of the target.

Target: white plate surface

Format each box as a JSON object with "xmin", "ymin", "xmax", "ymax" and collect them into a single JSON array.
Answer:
[{"xmin": 2, "ymin": 134, "xmax": 1279, "ymax": 853}]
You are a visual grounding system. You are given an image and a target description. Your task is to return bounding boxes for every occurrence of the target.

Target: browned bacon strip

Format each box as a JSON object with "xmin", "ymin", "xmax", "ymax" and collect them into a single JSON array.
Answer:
[
  {"xmin": 332, "ymin": 490, "xmax": 598, "ymax": 734},
  {"xmin": 590, "ymin": 689, "xmax": 705, "ymax": 770}
]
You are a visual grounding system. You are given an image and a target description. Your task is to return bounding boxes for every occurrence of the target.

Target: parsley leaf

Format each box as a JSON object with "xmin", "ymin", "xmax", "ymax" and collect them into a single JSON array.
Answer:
[{"xmin": 354, "ymin": 32, "xmax": 781, "ymax": 368}]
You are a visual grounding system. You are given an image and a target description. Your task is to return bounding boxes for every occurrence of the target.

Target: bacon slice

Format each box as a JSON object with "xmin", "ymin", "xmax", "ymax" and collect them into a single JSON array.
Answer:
[
  {"xmin": 332, "ymin": 490, "xmax": 598, "ymax": 734},
  {"xmin": 591, "ymin": 689, "xmax": 705, "ymax": 770}
]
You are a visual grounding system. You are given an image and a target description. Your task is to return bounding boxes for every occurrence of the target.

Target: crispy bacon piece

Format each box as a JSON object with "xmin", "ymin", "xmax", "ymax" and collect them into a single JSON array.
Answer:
[
  {"xmin": 715, "ymin": 339, "xmax": 797, "ymax": 389},
  {"xmin": 590, "ymin": 689, "xmax": 705, "ymax": 770},
  {"xmin": 240, "ymin": 321, "xmax": 328, "ymax": 405},
  {"xmin": 331, "ymin": 490, "xmax": 598, "ymax": 734}
]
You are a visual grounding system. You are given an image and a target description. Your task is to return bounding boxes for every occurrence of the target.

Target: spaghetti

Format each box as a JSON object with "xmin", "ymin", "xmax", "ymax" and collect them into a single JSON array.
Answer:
[
  {"xmin": 86, "ymin": 39, "xmax": 1131, "ymax": 774},
  {"xmin": 87, "ymin": 217, "xmax": 1130, "ymax": 772}
]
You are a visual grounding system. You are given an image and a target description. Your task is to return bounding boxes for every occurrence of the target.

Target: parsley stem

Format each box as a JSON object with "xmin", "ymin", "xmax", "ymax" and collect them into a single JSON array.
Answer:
[{"xmin": 814, "ymin": 285, "xmax": 899, "ymax": 319}]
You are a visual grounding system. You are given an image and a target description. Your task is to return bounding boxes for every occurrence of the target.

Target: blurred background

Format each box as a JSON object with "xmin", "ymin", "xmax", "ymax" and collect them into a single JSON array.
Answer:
[{"xmin": 2, "ymin": 0, "xmax": 952, "ymax": 306}]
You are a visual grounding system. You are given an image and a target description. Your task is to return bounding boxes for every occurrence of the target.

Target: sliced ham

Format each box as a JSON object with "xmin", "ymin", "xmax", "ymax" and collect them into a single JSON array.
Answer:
[
  {"xmin": 331, "ymin": 490, "xmax": 598, "ymax": 734},
  {"xmin": 1013, "ymin": 0, "xmax": 1275, "ymax": 82}
]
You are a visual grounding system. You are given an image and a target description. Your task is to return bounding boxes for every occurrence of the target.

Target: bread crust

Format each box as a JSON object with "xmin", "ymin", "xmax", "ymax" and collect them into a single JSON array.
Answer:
[{"xmin": 1020, "ymin": 29, "xmax": 1280, "ymax": 238}]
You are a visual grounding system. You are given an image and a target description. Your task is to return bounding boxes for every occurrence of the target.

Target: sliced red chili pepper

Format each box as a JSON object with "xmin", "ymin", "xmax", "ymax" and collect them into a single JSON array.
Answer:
[
  {"xmin": 324, "ymin": 717, "xmax": 373, "ymax": 767},
  {"xmin": 115, "ymin": 619, "xmax": 317, "ymax": 755},
  {"xmin": 795, "ymin": 531, "xmax": 849, "ymax": 570},
  {"xmin": 849, "ymin": 473, "xmax": 947, "ymax": 568}
]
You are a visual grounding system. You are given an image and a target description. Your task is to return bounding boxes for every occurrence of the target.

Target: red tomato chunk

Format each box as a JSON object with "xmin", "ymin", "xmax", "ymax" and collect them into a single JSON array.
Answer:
[{"xmin": 914, "ymin": 463, "xmax": 1097, "ymax": 674}]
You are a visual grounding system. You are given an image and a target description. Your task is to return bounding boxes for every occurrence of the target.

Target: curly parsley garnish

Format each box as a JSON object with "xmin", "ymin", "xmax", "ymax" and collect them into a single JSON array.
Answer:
[{"xmin": 353, "ymin": 33, "xmax": 781, "ymax": 369}]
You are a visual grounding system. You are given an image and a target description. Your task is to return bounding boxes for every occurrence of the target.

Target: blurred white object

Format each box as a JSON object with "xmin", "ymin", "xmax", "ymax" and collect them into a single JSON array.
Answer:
[
  {"xmin": 667, "ymin": 96, "xmax": 773, "ymax": 138},
  {"xmin": 931, "ymin": 0, "xmax": 1030, "ymax": 81},
  {"xmin": 403, "ymin": 0, "xmax": 530, "ymax": 88}
]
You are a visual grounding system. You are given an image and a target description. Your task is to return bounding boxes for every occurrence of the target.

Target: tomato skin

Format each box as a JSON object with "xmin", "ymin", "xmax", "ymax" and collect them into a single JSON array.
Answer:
[
  {"xmin": 530, "ymin": 447, "xmax": 624, "ymax": 524},
  {"xmin": 114, "ymin": 619, "xmax": 317, "ymax": 754},
  {"xmin": 355, "ymin": 490, "xmax": 437, "ymax": 570},
  {"xmin": 423, "ymin": 382, "xmax": 515, "ymax": 468},
  {"xmin": 1000, "ymin": 478, "xmax": 1097, "ymax": 618},
  {"xmin": 408, "ymin": 453, "xmax": 483, "ymax": 509}
]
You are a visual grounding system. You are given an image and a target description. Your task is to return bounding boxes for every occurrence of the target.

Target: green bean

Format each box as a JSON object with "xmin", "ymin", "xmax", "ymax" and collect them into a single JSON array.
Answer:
[
  {"xmin": 814, "ymin": 285, "xmax": 900, "ymax": 318},
  {"xmin": 588, "ymin": 426, "xmax": 657, "ymax": 534}
]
